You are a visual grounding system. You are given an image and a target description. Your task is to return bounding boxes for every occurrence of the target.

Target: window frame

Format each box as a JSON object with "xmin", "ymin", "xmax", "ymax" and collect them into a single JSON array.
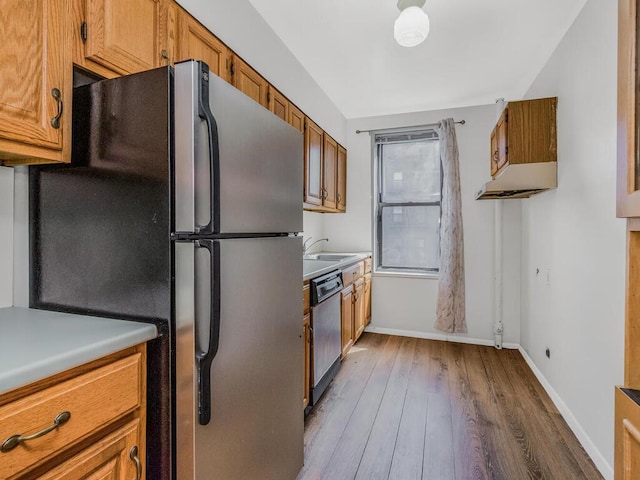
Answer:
[{"xmin": 372, "ymin": 128, "xmax": 442, "ymax": 277}]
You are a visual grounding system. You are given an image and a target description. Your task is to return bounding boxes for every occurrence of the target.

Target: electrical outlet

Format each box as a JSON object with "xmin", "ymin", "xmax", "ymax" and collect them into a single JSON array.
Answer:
[{"xmin": 545, "ymin": 347, "xmax": 551, "ymax": 358}]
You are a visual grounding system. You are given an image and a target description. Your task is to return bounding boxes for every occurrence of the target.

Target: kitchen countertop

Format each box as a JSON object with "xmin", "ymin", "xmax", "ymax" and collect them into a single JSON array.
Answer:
[
  {"xmin": 0, "ymin": 307, "xmax": 158, "ymax": 396},
  {"xmin": 303, "ymin": 252, "xmax": 371, "ymax": 281}
]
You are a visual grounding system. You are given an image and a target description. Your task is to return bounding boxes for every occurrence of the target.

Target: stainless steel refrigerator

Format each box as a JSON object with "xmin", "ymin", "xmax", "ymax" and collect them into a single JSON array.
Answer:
[{"xmin": 30, "ymin": 60, "xmax": 303, "ymax": 480}]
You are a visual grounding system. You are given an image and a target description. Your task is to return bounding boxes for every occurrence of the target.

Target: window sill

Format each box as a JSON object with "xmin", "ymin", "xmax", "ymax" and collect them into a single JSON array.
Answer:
[{"xmin": 373, "ymin": 270, "xmax": 439, "ymax": 280}]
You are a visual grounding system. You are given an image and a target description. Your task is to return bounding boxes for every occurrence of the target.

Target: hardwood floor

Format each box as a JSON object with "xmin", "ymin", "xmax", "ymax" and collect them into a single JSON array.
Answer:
[{"xmin": 297, "ymin": 333, "xmax": 602, "ymax": 480}]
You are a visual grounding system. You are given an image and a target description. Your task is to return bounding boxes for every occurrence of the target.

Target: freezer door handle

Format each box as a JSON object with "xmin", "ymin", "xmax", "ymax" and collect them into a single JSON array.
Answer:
[
  {"xmin": 195, "ymin": 61, "xmax": 221, "ymax": 235},
  {"xmin": 195, "ymin": 239, "xmax": 221, "ymax": 425}
]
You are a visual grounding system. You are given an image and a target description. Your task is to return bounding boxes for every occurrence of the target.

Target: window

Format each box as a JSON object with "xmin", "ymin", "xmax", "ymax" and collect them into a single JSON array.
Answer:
[{"xmin": 374, "ymin": 128, "xmax": 441, "ymax": 274}]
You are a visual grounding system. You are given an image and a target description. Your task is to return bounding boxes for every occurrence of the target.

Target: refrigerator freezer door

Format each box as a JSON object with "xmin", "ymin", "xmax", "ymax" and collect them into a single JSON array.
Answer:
[
  {"xmin": 190, "ymin": 236, "xmax": 303, "ymax": 480},
  {"xmin": 193, "ymin": 71, "xmax": 303, "ymax": 235}
]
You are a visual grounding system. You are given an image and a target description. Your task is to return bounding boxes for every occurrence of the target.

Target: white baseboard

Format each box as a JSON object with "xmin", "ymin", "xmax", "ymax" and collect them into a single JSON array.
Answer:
[
  {"xmin": 362, "ymin": 325, "xmax": 610, "ymax": 479},
  {"xmin": 363, "ymin": 325, "xmax": 519, "ymax": 349},
  {"xmin": 517, "ymin": 346, "xmax": 612, "ymax": 480}
]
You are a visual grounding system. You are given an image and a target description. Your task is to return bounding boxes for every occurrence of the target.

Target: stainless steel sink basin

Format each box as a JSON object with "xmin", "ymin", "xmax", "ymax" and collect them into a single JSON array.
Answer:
[{"xmin": 304, "ymin": 253, "xmax": 358, "ymax": 261}]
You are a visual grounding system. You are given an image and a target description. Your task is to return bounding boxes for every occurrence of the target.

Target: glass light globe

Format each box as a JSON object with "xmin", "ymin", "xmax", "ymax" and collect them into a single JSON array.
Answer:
[{"xmin": 394, "ymin": 6, "xmax": 430, "ymax": 47}]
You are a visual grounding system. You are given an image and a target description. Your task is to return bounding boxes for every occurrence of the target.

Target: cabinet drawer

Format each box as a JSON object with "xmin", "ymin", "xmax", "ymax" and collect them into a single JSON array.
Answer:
[
  {"xmin": 0, "ymin": 354, "xmax": 142, "ymax": 479},
  {"xmin": 342, "ymin": 261, "xmax": 364, "ymax": 288}
]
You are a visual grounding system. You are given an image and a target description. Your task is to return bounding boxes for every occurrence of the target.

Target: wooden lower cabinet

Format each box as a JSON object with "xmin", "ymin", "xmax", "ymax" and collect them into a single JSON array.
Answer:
[
  {"xmin": 38, "ymin": 419, "xmax": 142, "ymax": 480},
  {"xmin": 363, "ymin": 272, "xmax": 372, "ymax": 326},
  {"xmin": 353, "ymin": 277, "xmax": 365, "ymax": 341},
  {"xmin": 341, "ymin": 285, "xmax": 354, "ymax": 358},
  {"xmin": 0, "ymin": 346, "xmax": 146, "ymax": 480},
  {"xmin": 615, "ymin": 387, "xmax": 640, "ymax": 479}
]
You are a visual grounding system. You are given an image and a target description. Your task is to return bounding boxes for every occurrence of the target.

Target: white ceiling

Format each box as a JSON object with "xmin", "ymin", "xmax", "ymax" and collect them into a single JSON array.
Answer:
[{"xmin": 247, "ymin": 0, "xmax": 587, "ymax": 119}]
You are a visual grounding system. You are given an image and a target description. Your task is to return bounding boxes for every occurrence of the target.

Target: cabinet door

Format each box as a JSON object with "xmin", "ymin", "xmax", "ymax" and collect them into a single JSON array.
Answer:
[
  {"xmin": 615, "ymin": 387, "xmax": 640, "ymax": 479},
  {"xmin": 353, "ymin": 278, "xmax": 365, "ymax": 341},
  {"xmin": 495, "ymin": 108, "xmax": 508, "ymax": 174},
  {"xmin": 38, "ymin": 420, "xmax": 143, "ymax": 480},
  {"xmin": 268, "ymin": 86, "xmax": 289, "ymax": 122},
  {"xmin": 490, "ymin": 125, "xmax": 499, "ymax": 177},
  {"xmin": 340, "ymin": 286, "xmax": 354, "ymax": 358},
  {"xmin": 304, "ymin": 117, "xmax": 324, "ymax": 207},
  {"xmin": 288, "ymin": 104, "xmax": 304, "ymax": 133},
  {"xmin": 303, "ymin": 313, "xmax": 311, "ymax": 410},
  {"xmin": 0, "ymin": 0, "xmax": 70, "ymax": 165},
  {"xmin": 323, "ymin": 134, "xmax": 338, "ymax": 210},
  {"xmin": 363, "ymin": 272, "xmax": 372, "ymax": 325},
  {"xmin": 84, "ymin": 0, "xmax": 165, "ymax": 75},
  {"xmin": 176, "ymin": 9, "xmax": 230, "ymax": 82},
  {"xmin": 337, "ymin": 145, "xmax": 347, "ymax": 212},
  {"xmin": 618, "ymin": 0, "xmax": 640, "ymax": 217},
  {"xmin": 231, "ymin": 55, "xmax": 269, "ymax": 107}
]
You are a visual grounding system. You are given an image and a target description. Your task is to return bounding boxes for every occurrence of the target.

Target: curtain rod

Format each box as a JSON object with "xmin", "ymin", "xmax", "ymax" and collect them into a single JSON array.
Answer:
[{"xmin": 355, "ymin": 119, "xmax": 465, "ymax": 134}]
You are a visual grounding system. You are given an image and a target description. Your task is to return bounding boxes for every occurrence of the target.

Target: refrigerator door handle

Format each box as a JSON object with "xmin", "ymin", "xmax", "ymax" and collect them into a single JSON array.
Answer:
[
  {"xmin": 195, "ymin": 239, "xmax": 221, "ymax": 425},
  {"xmin": 195, "ymin": 61, "xmax": 221, "ymax": 235}
]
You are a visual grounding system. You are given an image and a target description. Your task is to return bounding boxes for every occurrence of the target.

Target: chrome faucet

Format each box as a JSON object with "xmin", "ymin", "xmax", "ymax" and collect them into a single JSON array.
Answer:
[{"xmin": 303, "ymin": 237, "xmax": 329, "ymax": 255}]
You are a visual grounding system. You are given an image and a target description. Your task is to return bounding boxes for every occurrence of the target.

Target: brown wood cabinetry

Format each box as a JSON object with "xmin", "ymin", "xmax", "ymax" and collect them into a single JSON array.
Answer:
[
  {"xmin": 304, "ymin": 117, "xmax": 324, "ymax": 207},
  {"xmin": 353, "ymin": 277, "xmax": 365, "ymax": 341},
  {"xmin": 175, "ymin": 8, "xmax": 230, "ymax": 82},
  {"xmin": 0, "ymin": 0, "xmax": 71, "ymax": 166},
  {"xmin": 79, "ymin": 0, "xmax": 167, "ymax": 76},
  {"xmin": 618, "ymin": 0, "xmax": 640, "ymax": 217},
  {"xmin": 615, "ymin": 387, "xmax": 640, "ymax": 480},
  {"xmin": 340, "ymin": 285, "xmax": 354, "ymax": 358},
  {"xmin": 0, "ymin": 346, "xmax": 146, "ymax": 479},
  {"xmin": 363, "ymin": 272, "xmax": 372, "ymax": 326},
  {"xmin": 337, "ymin": 146, "xmax": 347, "ymax": 212},
  {"xmin": 323, "ymin": 134, "xmax": 338, "ymax": 210},
  {"xmin": 231, "ymin": 55, "xmax": 269, "ymax": 108},
  {"xmin": 288, "ymin": 104, "xmax": 305, "ymax": 133},
  {"xmin": 490, "ymin": 97, "xmax": 557, "ymax": 178},
  {"xmin": 268, "ymin": 86, "xmax": 289, "ymax": 122}
]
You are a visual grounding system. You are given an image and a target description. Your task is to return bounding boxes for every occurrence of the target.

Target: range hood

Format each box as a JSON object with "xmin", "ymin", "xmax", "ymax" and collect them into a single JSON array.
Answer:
[{"xmin": 475, "ymin": 162, "xmax": 557, "ymax": 200}]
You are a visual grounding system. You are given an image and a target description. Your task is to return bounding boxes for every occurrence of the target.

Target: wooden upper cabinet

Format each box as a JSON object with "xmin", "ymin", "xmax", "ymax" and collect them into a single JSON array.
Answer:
[
  {"xmin": 268, "ymin": 86, "xmax": 289, "ymax": 122},
  {"xmin": 82, "ymin": 0, "xmax": 166, "ymax": 76},
  {"xmin": 491, "ymin": 97, "xmax": 556, "ymax": 178},
  {"xmin": 323, "ymin": 134, "xmax": 338, "ymax": 210},
  {"xmin": 490, "ymin": 108, "xmax": 508, "ymax": 177},
  {"xmin": 175, "ymin": 7, "xmax": 230, "ymax": 82},
  {"xmin": 0, "ymin": 0, "xmax": 71, "ymax": 166},
  {"xmin": 337, "ymin": 145, "xmax": 347, "ymax": 212},
  {"xmin": 231, "ymin": 55, "xmax": 268, "ymax": 108},
  {"xmin": 304, "ymin": 117, "xmax": 324, "ymax": 207},
  {"xmin": 618, "ymin": 0, "xmax": 640, "ymax": 217},
  {"xmin": 288, "ymin": 104, "xmax": 305, "ymax": 133}
]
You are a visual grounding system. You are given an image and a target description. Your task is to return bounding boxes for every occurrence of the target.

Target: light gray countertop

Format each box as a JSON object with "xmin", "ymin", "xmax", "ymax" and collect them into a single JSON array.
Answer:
[
  {"xmin": 0, "ymin": 307, "xmax": 158, "ymax": 396},
  {"xmin": 303, "ymin": 252, "xmax": 371, "ymax": 281}
]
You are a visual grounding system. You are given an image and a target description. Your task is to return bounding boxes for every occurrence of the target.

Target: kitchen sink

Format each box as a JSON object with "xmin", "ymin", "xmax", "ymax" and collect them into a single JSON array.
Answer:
[{"xmin": 304, "ymin": 253, "xmax": 358, "ymax": 261}]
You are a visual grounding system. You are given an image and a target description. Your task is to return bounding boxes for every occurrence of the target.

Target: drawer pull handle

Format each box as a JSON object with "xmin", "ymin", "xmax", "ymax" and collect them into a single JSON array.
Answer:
[
  {"xmin": 1, "ymin": 411, "xmax": 71, "ymax": 453},
  {"xmin": 50, "ymin": 88, "xmax": 63, "ymax": 129},
  {"xmin": 130, "ymin": 445, "xmax": 142, "ymax": 480}
]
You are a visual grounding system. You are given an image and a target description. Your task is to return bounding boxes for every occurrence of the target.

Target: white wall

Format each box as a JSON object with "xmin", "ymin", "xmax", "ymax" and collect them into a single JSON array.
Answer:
[
  {"xmin": 520, "ymin": 0, "xmax": 624, "ymax": 474},
  {"xmin": 0, "ymin": 166, "xmax": 13, "ymax": 308},
  {"xmin": 323, "ymin": 105, "xmax": 522, "ymax": 345}
]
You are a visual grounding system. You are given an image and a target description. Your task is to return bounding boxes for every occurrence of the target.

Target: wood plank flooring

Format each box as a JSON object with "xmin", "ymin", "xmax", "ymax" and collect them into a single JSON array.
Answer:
[{"xmin": 297, "ymin": 333, "xmax": 602, "ymax": 480}]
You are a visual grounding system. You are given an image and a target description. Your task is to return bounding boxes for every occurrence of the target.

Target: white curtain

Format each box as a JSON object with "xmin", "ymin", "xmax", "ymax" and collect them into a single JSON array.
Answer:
[{"xmin": 434, "ymin": 118, "xmax": 467, "ymax": 333}]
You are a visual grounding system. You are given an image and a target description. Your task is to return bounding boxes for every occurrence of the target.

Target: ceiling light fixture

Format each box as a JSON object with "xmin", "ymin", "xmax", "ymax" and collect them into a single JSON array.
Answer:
[{"xmin": 394, "ymin": 0, "xmax": 430, "ymax": 48}]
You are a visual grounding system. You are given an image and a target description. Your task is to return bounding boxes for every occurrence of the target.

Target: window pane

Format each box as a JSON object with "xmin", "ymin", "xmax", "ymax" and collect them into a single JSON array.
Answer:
[
  {"xmin": 380, "ymin": 139, "xmax": 440, "ymax": 203},
  {"xmin": 380, "ymin": 205, "xmax": 439, "ymax": 270}
]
